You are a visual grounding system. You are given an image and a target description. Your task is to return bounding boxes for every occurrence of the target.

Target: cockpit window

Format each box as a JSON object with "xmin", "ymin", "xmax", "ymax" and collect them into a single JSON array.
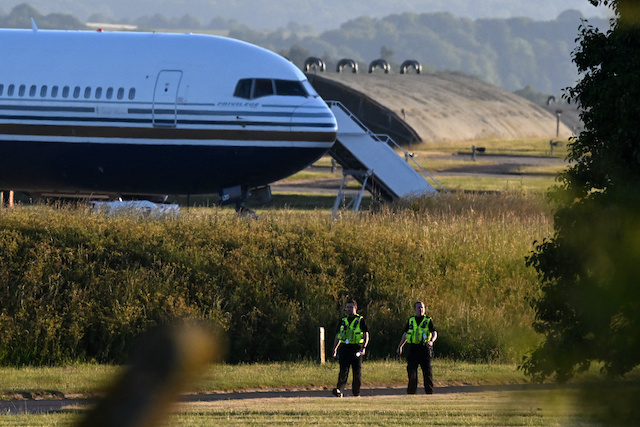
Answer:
[
  {"xmin": 275, "ymin": 80, "xmax": 307, "ymax": 96},
  {"xmin": 302, "ymin": 80, "xmax": 319, "ymax": 98},
  {"xmin": 234, "ymin": 79, "xmax": 253, "ymax": 99},
  {"xmin": 234, "ymin": 78, "xmax": 309, "ymax": 99},
  {"xmin": 253, "ymin": 79, "xmax": 274, "ymax": 98}
]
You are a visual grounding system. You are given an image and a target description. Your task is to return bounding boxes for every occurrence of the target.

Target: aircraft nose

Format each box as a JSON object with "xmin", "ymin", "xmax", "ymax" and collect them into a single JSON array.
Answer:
[{"xmin": 291, "ymin": 98, "xmax": 337, "ymax": 135}]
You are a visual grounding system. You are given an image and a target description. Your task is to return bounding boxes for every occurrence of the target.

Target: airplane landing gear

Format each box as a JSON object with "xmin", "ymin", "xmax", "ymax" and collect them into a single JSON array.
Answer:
[
  {"xmin": 236, "ymin": 205, "xmax": 258, "ymax": 219},
  {"xmin": 234, "ymin": 188, "xmax": 258, "ymax": 219},
  {"xmin": 219, "ymin": 185, "xmax": 258, "ymax": 218}
]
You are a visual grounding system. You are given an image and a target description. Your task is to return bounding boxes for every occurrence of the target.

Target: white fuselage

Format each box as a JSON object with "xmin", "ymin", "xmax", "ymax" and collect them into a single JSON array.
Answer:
[{"xmin": 0, "ymin": 29, "xmax": 337, "ymax": 198}]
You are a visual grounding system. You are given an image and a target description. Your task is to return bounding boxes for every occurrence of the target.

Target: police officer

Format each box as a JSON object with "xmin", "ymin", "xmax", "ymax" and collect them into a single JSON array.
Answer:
[
  {"xmin": 397, "ymin": 301, "xmax": 438, "ymax": 394},
  {"xmin": 332, "ymin": 299, "xmax": 370, "ymax": 397}
]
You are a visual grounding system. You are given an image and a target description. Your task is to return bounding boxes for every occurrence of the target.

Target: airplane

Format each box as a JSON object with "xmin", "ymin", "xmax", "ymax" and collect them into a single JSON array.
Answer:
[{"xmin": 0, "ymin": 26, "xmax": 337, "ymax": 210}]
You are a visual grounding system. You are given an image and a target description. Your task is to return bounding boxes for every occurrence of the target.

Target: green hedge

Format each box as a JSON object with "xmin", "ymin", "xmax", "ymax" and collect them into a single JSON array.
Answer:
[{"xmin": 0, "ymin": 194, "xmax": 548, "ymax": 365}]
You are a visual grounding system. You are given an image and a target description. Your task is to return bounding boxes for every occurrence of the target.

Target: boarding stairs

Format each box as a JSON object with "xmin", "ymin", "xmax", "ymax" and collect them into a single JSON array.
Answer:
[{"xmin": 327, "ymin": 101, "xmax": 445, "ymax": 215}]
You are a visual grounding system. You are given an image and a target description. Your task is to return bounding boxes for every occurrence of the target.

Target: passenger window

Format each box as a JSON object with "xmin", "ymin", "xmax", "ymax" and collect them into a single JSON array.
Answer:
[
  {"xmin": 62, "ymin": 86, "xmax": 70, "ymax": 98},
  {"xmin": 29, "ymin": 85, "xmax": 37, "ymax": 97},
  {"xmin": 19, "ymin": 85, "xmax": 26, "ymax": 96},
  {"xmin": 51, "ymin": 86, "xmax": 59, "ymax": 98},
  {"xmin": 234, "ymin": 79, "xmax": 253, "ymax": 99},
  {"xmin": 117, "ymin": 87, "xmax": 124, "ymax": 100},
  {"xmin": 73, "ymin": 86, "xmax": 81, "ymax": 98},
  {"xmin": 84, "ymin": 87, "xmax": 91, "ymax": 99},
  {"xmin": 95, "ymin": 87, "xmax": 102, "ymax": 99},
  {"xmin": 8, "ymin": 84, "xmax": 15, "ymax": 96},
  {"xmin": 40, "ymin": 86, "xmax": 48, "ymax": 97},
  {"xmin": 0, "ymin": 84, "xmax": 3, "ymax": 96},
  {"xmin": 128, "ymin": 88, "xmax": 136, "ymax": 100},
  {"xmin": 253, "ymin": 79, "xmax": 274, "ymax": 98},
  {"xmin": 106, "ymin": 87, "xmax": 113, "ymax": 99}
]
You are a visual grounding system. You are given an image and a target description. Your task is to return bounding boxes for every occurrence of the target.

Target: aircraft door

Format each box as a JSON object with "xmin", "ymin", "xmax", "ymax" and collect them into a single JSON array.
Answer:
[{"xmin": 153, "ymin": 70, "xmax": 183, "ymax": 127}]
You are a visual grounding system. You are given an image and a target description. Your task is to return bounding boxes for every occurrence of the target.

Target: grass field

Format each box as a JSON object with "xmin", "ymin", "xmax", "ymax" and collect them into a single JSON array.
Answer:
[
  {"xmin": 431, "ymin": 175, "xmax": 557, "ymax": 193},
  {"xmin": 0, "ymin": 390, "xmax": 613, "ymax": 426},
  {"xmin": 410, "ymin": 137, "xmax": 570, "ymax": 158},
  {"xmin": 2, "ymin": 361, "xmax": 638, "ymax": 426},
  {"xmin": 169, "ymin": 389, "xmax": 604, "ymax": 426},
  {"xmin": 2, "ymin": 137, "xmax": 618, "ymax": 426},
  {"xmin": 0, "ymin": 360, "xmax": 532, "ymax": 398}
]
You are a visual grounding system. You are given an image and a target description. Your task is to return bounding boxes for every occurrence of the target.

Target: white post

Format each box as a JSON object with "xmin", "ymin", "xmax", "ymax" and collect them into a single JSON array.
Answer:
[
  {"xmin": 1, "ymin": 191, "xmax": 14, "ymax": 208},
  {"xmin": 318, "ymin": 327, "xmax": 326, "ymax": 364}
]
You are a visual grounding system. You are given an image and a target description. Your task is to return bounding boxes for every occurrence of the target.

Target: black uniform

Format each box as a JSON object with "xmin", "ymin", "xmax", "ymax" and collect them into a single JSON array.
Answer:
[
  {"xmin": 335, "ymin": 315, "xmax": 369, "ymax": 396},
  {"xmin": 403, "ymin": 315, "xmax": 436, "ymax": 394}
]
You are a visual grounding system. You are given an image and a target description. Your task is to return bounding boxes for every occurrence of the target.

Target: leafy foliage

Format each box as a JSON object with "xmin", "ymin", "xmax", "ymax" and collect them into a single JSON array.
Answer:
[
  {"xmin": 523, "ymin": 0, "xmax": 640, "ymax": 383},
  {"xmin": 0, "ymin": 195, "xmax": 545, "ymax": 366},
  {"xmin": 242, "ymin": 11, "xmax": 610, "ymax": 93},
  {"xmin": 1, "ymin": 0, "xmax": 610, "ymax": 32},
  {"xmin": 0, "ymin": 4, "xmax": 86, "ymax": 29}
]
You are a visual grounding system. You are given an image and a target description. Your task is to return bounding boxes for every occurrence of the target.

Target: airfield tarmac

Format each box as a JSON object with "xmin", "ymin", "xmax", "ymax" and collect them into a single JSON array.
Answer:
[{"xmin": 271, "ymin": 151, "xmax": 566, "ymax": 195}]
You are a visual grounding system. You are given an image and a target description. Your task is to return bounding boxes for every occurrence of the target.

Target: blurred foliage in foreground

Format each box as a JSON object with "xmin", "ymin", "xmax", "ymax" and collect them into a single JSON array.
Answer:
[{"xmin": 523, "ymin": 0, "xmax": 640, "ymax": 384}]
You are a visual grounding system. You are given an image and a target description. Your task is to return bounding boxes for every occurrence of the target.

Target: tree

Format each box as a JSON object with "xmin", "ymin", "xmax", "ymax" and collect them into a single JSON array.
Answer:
[
  {"xmin": 380, "ymin": 45, "xmax": 394, "ymax": 60},
  {"xmin": 0, "ymin": 4, "xmax": 86, "ymax": 30},
  {"xmin": 523, "ymin": 0, "xmax": 640, "ymax": 383},
  {"xmin": 2, "ymin": 3, "xmax": 42, "ymax": 28}
]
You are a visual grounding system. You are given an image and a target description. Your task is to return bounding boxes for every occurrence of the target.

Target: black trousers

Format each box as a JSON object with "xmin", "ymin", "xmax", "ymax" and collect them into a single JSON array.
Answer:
[
  {"xmin": 406, "ymin": 343, "xmax": 433, "ymax": 394},
  {"xmin": 336, "ymin": 344, "xmax": 362, "ymax": 395}
]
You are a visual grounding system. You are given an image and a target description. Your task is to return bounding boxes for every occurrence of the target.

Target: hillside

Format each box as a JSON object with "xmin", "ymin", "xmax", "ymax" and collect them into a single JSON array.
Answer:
[
  {"xmin": 1, "ymin": 4, "xmax": 611, "ymax": 93},
  {"xmin": 1, "ymin": 0, "xmax": 611, "ymax": 31},
  {"xmin": 243, "ymin": 11, "xmax": 610, "ymax": 93}
]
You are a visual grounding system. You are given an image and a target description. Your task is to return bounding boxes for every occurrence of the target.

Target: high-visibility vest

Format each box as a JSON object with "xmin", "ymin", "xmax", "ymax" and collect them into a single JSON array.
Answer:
[
  {"xmin": 406, "ymin": 316, "xmax": 432, "ymax": 344},
  {"xmin": 338, "ymin": 315, "xmax": 365, "ymax": 344}
]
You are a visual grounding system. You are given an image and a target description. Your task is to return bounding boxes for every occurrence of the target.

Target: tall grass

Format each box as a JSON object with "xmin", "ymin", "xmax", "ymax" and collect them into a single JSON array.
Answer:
[{"xmin": 0, "ymin": 192, "xmax": 551, "ymax": 365}]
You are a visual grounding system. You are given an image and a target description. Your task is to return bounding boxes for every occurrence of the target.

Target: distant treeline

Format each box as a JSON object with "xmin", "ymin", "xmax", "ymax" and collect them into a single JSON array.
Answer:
[
  {"xmin": 0, "ymin": 4, "xmax": 86, "ymax": 30},
  {"xmin": 2, "ymin": 4, "xmax": 610, "ymax": 94},
  {"xmin": 244, "ymin": 10, "xmax": 609, "ymax": 94}
]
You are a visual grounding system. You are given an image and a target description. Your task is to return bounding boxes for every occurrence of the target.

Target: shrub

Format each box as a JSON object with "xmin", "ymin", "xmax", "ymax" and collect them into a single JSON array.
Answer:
[{"xmin": 0, "ymin": 195, "xmax": 549, "ymax": 365}]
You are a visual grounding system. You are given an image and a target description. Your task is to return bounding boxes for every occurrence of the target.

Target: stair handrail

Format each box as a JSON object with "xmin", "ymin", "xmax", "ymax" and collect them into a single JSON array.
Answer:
[
  {"xmin": 328, "ymin": 101, "xmax": 448, "ymax": 193},
  {"xmin": 373, "ymin": 133, "xmax": 448, "ymax": 193}
]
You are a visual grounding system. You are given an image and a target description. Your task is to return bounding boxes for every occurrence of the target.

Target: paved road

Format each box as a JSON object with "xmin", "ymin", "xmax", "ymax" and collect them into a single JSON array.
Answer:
[{"xmin": 0, "ymin": 383, "xmax": 578, "ymax": 414}]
